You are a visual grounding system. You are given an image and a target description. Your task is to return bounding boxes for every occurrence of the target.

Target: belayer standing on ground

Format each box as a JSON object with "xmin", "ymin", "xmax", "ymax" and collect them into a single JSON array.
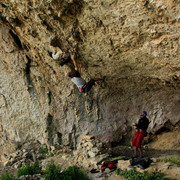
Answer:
[
  {"xmin": 67, "ymin": 54, "xmax": 105, "ymax": 93},
  {"xmin": 132, "ymin": 111, "xmax": 149, "ymax": 158}
]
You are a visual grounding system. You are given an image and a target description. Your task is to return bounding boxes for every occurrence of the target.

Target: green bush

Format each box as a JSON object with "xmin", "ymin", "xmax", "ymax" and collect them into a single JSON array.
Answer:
[
  {"xmin": 17, "ymin": 161, "xmax": 42, "ymax": 177},
  {"xmin": 116, "ymin": 168, "xmax": 170, "ymax": 180},
  {"xmin": 39, "ymin": 144, "xmax": 49, "ymax": 154},
  {"xmin": 0, "ymin": 171, "xmax": 14, "ymax": 180},
  {"xmin": 44, "ymin": 161, "xmax": 89, "ymax": 180},
  {"xmin": 44, "ymin": 161, "xmax": 61, "ymax": 180},
  {"xmin": 162, "ymin": 156, "xmax": 180, "ymax": 166},
  {"xmin": 49, "ymin": 152, "xmax": 54, "ymax": 157},
  {"xmin": 60, "ymin": 166, "xmax": 89, "ymax": 180}
]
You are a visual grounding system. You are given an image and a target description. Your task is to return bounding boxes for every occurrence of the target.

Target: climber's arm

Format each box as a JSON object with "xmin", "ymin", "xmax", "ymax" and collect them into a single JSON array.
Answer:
[{"xmin": 71, "ymin": 54, "xmax": 79, "ymax": 72}]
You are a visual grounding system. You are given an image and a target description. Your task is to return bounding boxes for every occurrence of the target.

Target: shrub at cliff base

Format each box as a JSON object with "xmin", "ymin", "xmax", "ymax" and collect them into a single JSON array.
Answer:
[
  {"xmin": 59, "ymin": 166, "xmax": 89, "ymax": 180},
  {"xmin": 116, "ymin": 169, "xmax": 170, "ymax": 180},
  {"xmin": 162, "ymin": 156, "xmax": 180, "ymax": 166},
  {"xmin": 44, "ymin": 161, "xmax": 90, "ymax": 180},
  {"xmin": 39, "ymin": 144, "xmax": 49, "ymax": 154},
  {"xmin": 43, "ymin": 161, "xmax": 61, "ymax": 180},
  {"xmin": 0, "ymin": 171, "xmax": 14, "ymax": 180},
  {"xmin": 17, "ymin": 161, "xmax": 42, "ymax": 177}
]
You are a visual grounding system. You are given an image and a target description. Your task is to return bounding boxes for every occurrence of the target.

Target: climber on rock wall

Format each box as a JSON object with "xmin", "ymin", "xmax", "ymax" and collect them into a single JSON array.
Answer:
[
  {"xmin": 132, "ymin": 111, "xmax": 149, "ymax": 158},
  {"xmin": 67, "ymin": 54, "xmax": 105, "ymax": 93},
  {"xmin": 51, "ymin": 47, "xmax": 71, "ymax": 66}
]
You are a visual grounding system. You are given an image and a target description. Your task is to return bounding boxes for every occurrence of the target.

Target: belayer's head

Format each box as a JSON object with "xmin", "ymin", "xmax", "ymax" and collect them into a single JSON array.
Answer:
[
  {"xmin": 140, "ymin": 110, "xmax": 147, "ymax": 118},
  {"xmin": 67, "ymin": 71, "xmax": 75, "ymax": 78}
]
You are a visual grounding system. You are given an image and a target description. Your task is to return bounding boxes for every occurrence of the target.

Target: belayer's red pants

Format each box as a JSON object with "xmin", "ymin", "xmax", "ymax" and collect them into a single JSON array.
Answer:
[{"xmin": 132, "ymin": 130, "xmax": 145, "ymax": 148}]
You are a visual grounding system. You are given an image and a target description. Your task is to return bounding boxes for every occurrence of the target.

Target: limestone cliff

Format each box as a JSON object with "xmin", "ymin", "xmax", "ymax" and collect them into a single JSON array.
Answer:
[{"xmin": 0, "ymin": 0, "xmax": 179, "ymax": 157}]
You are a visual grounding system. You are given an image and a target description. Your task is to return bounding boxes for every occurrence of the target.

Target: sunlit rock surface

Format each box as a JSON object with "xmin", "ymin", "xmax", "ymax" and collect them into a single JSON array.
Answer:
[{"xmin": 0, "ymin": 0, "xmax": 179, "ymax": 157}]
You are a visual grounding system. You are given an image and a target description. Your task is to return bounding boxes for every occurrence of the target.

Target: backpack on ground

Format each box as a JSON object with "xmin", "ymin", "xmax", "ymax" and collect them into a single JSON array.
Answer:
[
  {"xmin": 101, "ymin": 160, "xmax": 117, "ymax": 171},
  {"xmin": 129, "ymin": 157, "xmax": 152, "ymax": 169}
]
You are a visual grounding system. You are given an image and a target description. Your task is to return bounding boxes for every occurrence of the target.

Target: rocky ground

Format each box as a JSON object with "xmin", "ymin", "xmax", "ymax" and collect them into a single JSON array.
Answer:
[{"xmin": 0, "ymin": 131, "xmax": 180, "ymax": 179}]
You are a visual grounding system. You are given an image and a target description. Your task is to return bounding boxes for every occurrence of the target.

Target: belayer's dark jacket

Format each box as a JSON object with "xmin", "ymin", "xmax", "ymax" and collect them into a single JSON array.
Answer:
[{"xmin": 136, "ymin": 117, "xmax": 149, "ymax": 132}]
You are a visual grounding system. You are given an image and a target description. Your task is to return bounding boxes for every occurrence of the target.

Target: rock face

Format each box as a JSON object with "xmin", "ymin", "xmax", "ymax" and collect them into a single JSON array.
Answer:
[{"xmin": 0, "ymin": 0, "xmax": 180, "ymax": 158}]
